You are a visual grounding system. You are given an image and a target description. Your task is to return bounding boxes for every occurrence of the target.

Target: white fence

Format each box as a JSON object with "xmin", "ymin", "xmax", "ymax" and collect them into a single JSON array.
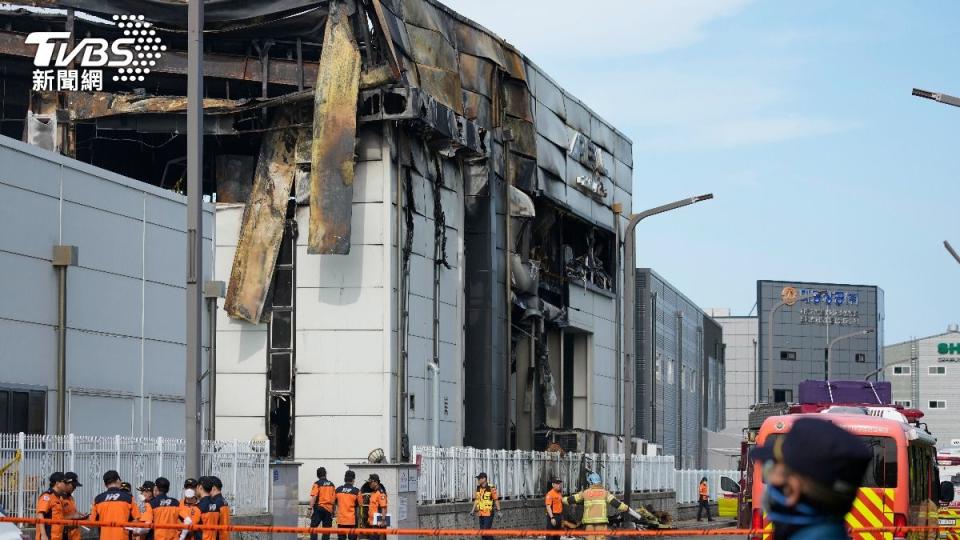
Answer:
[
  {"xmin": 413, "ymin": 447, "xmax": 738, "ymax": 506},
  {"xmin": 412, "ymin": 446, "xmax": 676, "ymax": 503},
  {"xmin": 673, "ymin": 469, "xmax": 740, "ymax": 504},
  {"xmin": 0, "ymin": 433, "xmax": 269, "ymax": 519}
]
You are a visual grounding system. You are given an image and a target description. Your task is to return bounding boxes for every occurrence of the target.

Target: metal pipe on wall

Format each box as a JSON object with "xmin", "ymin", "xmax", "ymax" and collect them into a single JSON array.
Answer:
[
  {"xmin": 393, "ymin": 127, "xmax": 407, "ymax": 461},
  {"xmin": 431, "ymin": 184, "xmax": 442, "ymax": 447},
  {"xmin": 503, "ymin": 135, "xmax": 513, "ymax": 450},
  {"xmin": 613, "ymin": 204, "xmax": 622, "ymax": 438},
  {"xmin": 52, "ymin": 245, "xmax": 77, "ymax": 436},
  {"xmin": 203, "ymin": 280, "xmax": 225, "ymax": 441}
]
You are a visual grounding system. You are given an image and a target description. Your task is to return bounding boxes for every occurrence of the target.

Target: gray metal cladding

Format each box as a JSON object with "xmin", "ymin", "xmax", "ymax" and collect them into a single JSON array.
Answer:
[{"xmin": 635, "ymin": 269, "xmax": 724, "ymax": 468}]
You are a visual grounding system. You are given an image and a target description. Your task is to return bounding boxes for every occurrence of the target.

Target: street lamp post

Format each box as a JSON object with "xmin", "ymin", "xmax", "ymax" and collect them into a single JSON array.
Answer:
[
  {"xmin": 945, "ymin": 241, "xmax": 960, "ymax": 265},
  {"xmin": 912, "ymin": 91, "xmax": 960, "ymax": 268},
  {"xmin": 185, "ymin": 0, "xmax": 204, "ymax": 478},
  {"xmin": 826, "ymin": 328, "xmax": 875, "ymax": 380},
  {"xmin": 913, "ymin": 88, "xmax": 960, "ymax": 108},
  {"xmin": 622, "ymin": 193, "xmax": 713, "ymax": 508}
]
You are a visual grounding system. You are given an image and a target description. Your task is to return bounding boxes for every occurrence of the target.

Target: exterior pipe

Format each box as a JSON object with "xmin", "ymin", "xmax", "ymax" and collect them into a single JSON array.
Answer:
[
  {"xmin": 52, "ymin": 245, "xmax": 77, "ymax": 436},
  {"xmin": 428, "ymin": 362, "xmax": 440, "ymax": 447},
  {"xmin": 57, "ymin": 266, "xmax": 66, "ymax": 435},
  {"xmin": 394, "ymin": 125, "xmax": 408, "ymax": 461},
  {"xmin": 613, "ymin": 204, "xmax": 622, "ymax": 438}
]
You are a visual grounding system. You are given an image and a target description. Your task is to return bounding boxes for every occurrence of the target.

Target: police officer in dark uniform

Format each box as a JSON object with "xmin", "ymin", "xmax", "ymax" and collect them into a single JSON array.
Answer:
[{"xmin": 750, "ymin": 417, "xmax": 872, "ymax": 540}]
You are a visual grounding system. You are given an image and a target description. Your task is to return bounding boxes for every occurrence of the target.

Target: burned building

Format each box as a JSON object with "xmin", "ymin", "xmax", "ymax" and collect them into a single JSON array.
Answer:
[{"xmin": 0, "ymin": 0, "xmax": 633, "ymax": 486}]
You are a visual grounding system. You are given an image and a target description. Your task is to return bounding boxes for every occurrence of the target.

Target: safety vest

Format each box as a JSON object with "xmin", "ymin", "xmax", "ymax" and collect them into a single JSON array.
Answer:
[
  {"xmin": 581, "ymin": 487, "xmax": 610, "ymax": 524},
  {"xmin": 699, "ymin": 482, "xmax": 708, "ymax": 499},
  {"xmin": 475, "ymin": 486, "xmax": 496, "ymax": 515}
]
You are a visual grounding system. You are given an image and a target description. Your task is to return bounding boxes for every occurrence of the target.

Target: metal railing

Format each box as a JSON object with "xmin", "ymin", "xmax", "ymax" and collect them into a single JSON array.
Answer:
[
  {"xmin": 673, "ymin": 468, "xmax": 740, "ymax": 504},
  {"xmin": 412, "ymin": 446, "xmax": 677, "ymax": 503},
  {"xmin": 0, "ymin": 433, "xmax": 269, "ymax": 519}
]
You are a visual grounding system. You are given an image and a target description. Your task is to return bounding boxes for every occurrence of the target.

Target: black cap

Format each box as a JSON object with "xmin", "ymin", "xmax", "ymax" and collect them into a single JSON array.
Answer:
[
  {"xmin": 550, "ymin": 477, "xmax": 561, "ymax": 484},
  {"xmin": 184, "ymin": 478, "xmax": 198, "ymax": 489},
  {"xmin": 368, "ymin": 474, "xmax": 380, "ymax": 483},
  {"xmin": 49, "ymin": 472, "xmax": 65, "ymax": 485},
  {"xmin": 64, "ymin": 472, "xmax": 82, "ymax": 487},
  {"xmin": 750, "ymin": 417, "xmax": 871, "ymax": 495},
  {"xmin": 138, "ymin": 481, "xmax": 155, "ymax": 492},
  {"xmin": 476, "ymin": 472, "xmax": 487, "ymax": 479},
  {"xmin": 119, "ymin": 482, "xmax": 132, "ymax": 491}
]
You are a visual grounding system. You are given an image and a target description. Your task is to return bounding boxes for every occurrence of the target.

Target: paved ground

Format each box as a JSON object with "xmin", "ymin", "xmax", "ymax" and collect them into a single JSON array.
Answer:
[{"xmin": 667, "ymin": 518, "xmax": 742, "ymax": 539}]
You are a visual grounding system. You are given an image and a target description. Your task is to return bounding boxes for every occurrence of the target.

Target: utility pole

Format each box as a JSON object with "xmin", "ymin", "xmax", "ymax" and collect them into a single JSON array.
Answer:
[
  {"xmin": 622, "ymin": 193, "xmax": 713, "ymax": 508},
  {"xmin": 185, "ymin": 0, "xmax": 204, "ymax": 479}
]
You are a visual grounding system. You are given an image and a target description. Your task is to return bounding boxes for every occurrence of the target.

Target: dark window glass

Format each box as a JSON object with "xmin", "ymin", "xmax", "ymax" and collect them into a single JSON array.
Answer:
[
  {"xmin": 773, "ymin": 389, "xmax": 793, "ymax": 403},
  {"xmin": 10, "ymin": 392, "xmax": 28, "ymax": 433},
  {"xmin": 270, "ymin": 353, "xmax": 292, "ymax": 392},
  {"xmin": 855, "ymin": 353, "xmax": 866, "ymax": 363},
  {"xmin": 0, "ymin": 391, "xmax": 8, "ymax": 433},
  {"xmin": 860, "ymin": 436, "xmax": 898, "ymax": 488},
  {"xmin": 27, "ymin": 391, "xmax": 45, "ymax": 434},
  {"xmin": 271, "ymin": 311, "xmax": 292, "ymax": 349},
  {"xmin": 272, "ymin": 269, "xmax": 293, "ymax": 308},
  {"xmin": 780, "ymin": 351, "xmax": 797, "ymax": 361}
]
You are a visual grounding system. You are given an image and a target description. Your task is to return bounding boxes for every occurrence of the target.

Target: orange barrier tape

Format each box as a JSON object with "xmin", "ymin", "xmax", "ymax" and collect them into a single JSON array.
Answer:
[{"xmin": 3, "ymin": 516, "xmax": 959, "ymax": 537}]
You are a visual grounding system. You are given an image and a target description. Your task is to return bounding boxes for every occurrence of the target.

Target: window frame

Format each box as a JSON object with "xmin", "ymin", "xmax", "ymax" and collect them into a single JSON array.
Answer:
[
  {"xmin": 0, "ymin": 385, "xmax": 46, "ymax": 434},
  {"xmin": 929, "ymin": 400, "xmax": 947, "ymax": 409},
  {"xmin": 893, "ymin": 366, "xmax": 911, "ymax": 375},
  {"xmin": 894, "ymin": 400, "xmax": 912, "ymax": 408},
  {"xmin": 929, "ymin": 366, "xmax": 946, "ymax": 376},
  {"xmin": 855, "ymin": 353, "xmax": 866, "ymax": 363},
  {"xmin": 780, "ymin": 350, "xmax": 797, "ymax": 362}
]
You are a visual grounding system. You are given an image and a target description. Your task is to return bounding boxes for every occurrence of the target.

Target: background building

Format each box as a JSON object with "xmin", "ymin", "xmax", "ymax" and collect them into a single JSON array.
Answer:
[
  {"xmin": 885, "ymin": 326, "xmax": 960, "ymax": 449},
  {"xmin": 0, "ymin": 136, "xmax": 214, "ymax": 437},
  {"xmin": 635, "ymin": 269, "xmax": 725, "ymax": 468},
  {"xmin": 758, "ymin": 280, "xmax": 883, "ymax": 402},
  {"xmin": 709, "ymin": 308, "xmax": 758, "ymax": 435}
]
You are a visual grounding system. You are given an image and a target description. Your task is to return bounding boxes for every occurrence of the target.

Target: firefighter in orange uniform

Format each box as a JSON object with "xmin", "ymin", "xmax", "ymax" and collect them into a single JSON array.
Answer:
[
  {"xmin": 544, "ymin": 477, "xmax": 563, "ymax": 530},
  {"xmin": 197, "ymin": 476, "xmax": 230, "ymax": 540},
  {"xmin": 60, "ymin": 472, "xmax": 87, "ymax": 540},
  {"xmin": 178, "ymin": 479, "xmax": 202, "ymax": 540},
  {"xmin": 696, "ymin": 477, "xmax": 712, "ymax": 522},
  {"xmin": 334, "ymin": 471, "xmax": 362, "ymax": 540},
  {"xmin": 309, "ymin": 468, "xmax": 336, "ymax": 540},
  {"xmin": 37, "ymin": 472, "xmax": 66, "ymax": 540},
  {"xmin": 364, "ymin": 475, "xmax": 388, "ymax": 540},
  {"xmin": 91, "ymin": 470, "xmax": 141, "ymax": 540},
  {"xmin": 142, "ymin": 478, "xmax": 183, "ymax": 540}
]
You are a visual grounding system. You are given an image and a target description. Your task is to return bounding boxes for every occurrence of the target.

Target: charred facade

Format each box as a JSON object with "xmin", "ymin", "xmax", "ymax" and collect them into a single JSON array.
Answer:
[{"xmin": 1, "ymin": 0, "xmax": 633, "ymax": 481}]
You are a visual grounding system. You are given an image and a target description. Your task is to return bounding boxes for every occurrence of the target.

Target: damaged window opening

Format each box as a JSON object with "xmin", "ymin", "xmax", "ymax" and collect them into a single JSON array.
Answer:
[
  {"xmin": 530, "ymin": 201, "xmax": 615, "ymax": 294},
  {"xmin": 267, "ymin": 197, "xmax": 297, "ymax": 460}
]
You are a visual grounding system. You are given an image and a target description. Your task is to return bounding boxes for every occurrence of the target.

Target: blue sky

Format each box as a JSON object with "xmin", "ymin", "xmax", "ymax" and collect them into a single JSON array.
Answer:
[{"xmin": 444, "ymin": 0, "xmax": 960, "ymax": 344}]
